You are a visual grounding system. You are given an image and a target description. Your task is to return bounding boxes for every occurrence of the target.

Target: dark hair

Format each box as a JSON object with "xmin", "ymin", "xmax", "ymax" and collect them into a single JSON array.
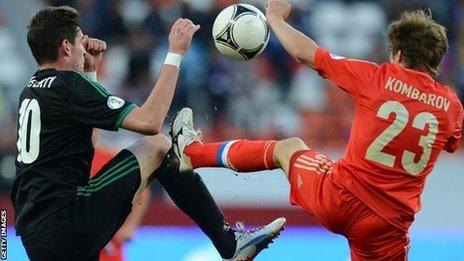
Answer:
[
  {"xmin": 27, "ymin": 6, "xmax": 81, "ymax": 64},
  {"xmin": 387, "ymin": 10, "xmax": 448, "ymax": 77}
]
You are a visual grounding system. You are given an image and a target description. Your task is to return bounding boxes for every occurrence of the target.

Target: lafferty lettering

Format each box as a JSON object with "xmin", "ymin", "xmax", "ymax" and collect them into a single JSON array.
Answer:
[{"xmin": 27, "ymin": 76, "xmax": 57, "ymax": 89}]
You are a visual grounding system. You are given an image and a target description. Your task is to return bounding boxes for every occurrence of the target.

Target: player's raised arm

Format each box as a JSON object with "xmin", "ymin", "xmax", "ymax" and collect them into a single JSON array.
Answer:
[
  {"xmin": 120, "ymin": 19, "xmax": 200, "ymax": 135},
  {"xmin": 265, "ymin": 0, "xmax": 378, "ymax": 98},
  {"xmin": 265, "ymin": 0, "xmax": 318, "ymax": 68}
]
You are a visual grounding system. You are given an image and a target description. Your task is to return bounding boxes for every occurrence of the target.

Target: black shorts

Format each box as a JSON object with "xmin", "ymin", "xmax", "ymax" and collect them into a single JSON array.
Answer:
[{"xmin": 21, "ymin": 150, "xmax": 141, "ymax": 261}]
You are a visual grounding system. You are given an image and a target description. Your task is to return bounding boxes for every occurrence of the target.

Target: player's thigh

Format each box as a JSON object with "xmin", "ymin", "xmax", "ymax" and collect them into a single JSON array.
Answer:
[
  {"xmin": 72, "ymin": 149, "xmax": 142, "ymax": 255},
  {"xmin": 20, "ymin": 208, "xmax": 83, "ymax": 261},
  {"xmin": 126, "ymin": 134, "xmax": 171, "ymax": 187},
  {"xmin": 347, "ymin": 210, "xmax": 409, "ymax": 261},
  {"xmin": 288, "ymin": 149, "xmax": 340, "ymax": 230}
]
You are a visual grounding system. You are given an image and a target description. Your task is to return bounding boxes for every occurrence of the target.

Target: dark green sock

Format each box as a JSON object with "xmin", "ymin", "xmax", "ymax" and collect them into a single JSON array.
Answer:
[{"xmin": 155, "ymin": 157, "xmax": 237, "ymax": 258}]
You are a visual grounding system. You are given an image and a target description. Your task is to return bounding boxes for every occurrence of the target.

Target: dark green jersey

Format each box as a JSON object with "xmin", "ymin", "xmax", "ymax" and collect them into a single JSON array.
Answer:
[{"xmin": 11, "ymin": 69, "xmax": 136, "ymax": 235}]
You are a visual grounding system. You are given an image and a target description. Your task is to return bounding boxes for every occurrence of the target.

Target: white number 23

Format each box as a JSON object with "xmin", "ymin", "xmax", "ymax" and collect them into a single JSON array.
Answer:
[{"xmin": 365, "ymin": 101, "xmax": 438, "ymax": 176}]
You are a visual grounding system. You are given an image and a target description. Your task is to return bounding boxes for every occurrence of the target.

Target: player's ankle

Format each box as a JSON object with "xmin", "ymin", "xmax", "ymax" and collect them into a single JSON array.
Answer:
[
  {"xmin": 184, "ymin": 141, "xmax": 203, "ymax": 156},
  {"xmin": 184, "ymin": 155, "xmax": 193, "ymax": 169},
  {"xmin": 214, "ymin": 225, "xmax": 237, "ymax": 259}
]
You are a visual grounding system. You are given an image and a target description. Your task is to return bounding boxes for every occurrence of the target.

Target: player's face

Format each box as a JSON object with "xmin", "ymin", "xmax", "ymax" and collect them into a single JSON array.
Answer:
[{"xmin": 68, "ymin": 29, "xmax": 86, "ymax": 71}]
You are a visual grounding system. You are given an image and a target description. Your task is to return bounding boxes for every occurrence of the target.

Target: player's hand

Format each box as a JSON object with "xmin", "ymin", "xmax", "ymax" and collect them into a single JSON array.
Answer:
[
  {"xmin": 83, "ymin": 36, "xmax": 107, "ymax": 72},
  {"xmin": 168, "ymin": 18, "xmax": 201, "ymax": 55},
  {"xmin": 265, "ymin": 0, "xmax": 291, "ymax": 22}
]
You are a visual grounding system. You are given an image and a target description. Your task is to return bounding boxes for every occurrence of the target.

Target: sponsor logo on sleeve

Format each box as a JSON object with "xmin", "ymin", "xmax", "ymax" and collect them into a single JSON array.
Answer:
[
  {"xmin": 107, "ymin": 96, "xmax": 125, "ymax": 110},
  {"xmin": 329, "ymin": 53, "xmax": 346, "ymax": 60}
]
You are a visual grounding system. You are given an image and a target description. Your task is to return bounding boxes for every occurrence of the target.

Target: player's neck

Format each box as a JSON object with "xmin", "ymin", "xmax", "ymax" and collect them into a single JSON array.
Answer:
[
  {"xmin": 393, "ymin": 62, "xmax": 432, "ymax": 77},
  {"xmin": 38, "ymin": 60, "xmax": 75, "ymax": 72},
  {"xmin": 391, "ymin": 61, "xmax": 408, "ymax": 69}
]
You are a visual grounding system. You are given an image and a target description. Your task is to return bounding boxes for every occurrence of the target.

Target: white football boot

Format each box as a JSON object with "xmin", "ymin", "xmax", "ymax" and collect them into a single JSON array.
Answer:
[
  {"xmin": 226, "ymin": 217, "xmax": 286, "ymax": 261},
  {"xmin": 169, "ymin": 107, "xmax": 200, "ymax": 173}
]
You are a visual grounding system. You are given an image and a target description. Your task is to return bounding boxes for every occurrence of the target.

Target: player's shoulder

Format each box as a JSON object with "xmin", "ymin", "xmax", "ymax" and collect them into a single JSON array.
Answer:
[
  {"xmin": 25, "ymin": 68, "xmax": 64, "ymax": 89},
  {"xmin": 51, "ymin": 70, "xmax": 103, "ymax": 96},
  {"xmin": 56, "ymin": 70, "xmax": 88, "ymax": 86},
  {"xmin": 26, "ymin": 69, "xmax": 90, "ymax": 90},
  {"xmin": 429, "ymin": 80, "xmax": 463, "ymax": 120},
  {"xmin": 434, "ymin": 81, "xmax": 462, "ymax": 105}
]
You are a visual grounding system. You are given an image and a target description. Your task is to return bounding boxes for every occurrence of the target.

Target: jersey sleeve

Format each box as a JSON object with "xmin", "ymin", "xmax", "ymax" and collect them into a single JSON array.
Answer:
[
  {"xmin": 314, "ymin": 48, "xmax": 379, "ymax": 98},
  {"xmin": 443, "ymin": 101, "xmax": 463, "ymax": 153},
  {"xmin": 62, "ymin": 71, "xmax": 136, "ymax": 131}
]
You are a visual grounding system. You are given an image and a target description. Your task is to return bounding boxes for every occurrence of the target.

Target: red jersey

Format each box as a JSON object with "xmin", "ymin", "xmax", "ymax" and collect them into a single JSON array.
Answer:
[{"xmin": 314, "ymin": 48, "xmax": 463, "ymax": 231}]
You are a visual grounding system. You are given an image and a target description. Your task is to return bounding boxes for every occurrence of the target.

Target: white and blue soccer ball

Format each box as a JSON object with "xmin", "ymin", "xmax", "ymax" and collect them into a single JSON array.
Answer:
[{"xmin": 212, "ymin": 4, "xmax": 270, "ymax": 61}]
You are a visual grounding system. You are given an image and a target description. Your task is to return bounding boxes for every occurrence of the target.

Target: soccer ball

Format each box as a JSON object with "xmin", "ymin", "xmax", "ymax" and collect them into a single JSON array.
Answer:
[{"xmin": 212, "ymin": 4, "xmax": 270, "ymax": 61}]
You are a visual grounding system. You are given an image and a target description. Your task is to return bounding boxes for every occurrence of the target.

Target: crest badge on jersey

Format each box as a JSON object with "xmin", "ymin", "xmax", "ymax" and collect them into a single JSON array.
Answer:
[{"xmin": 107, "ymin": 96, "xmax": 125, "ymax": 110}]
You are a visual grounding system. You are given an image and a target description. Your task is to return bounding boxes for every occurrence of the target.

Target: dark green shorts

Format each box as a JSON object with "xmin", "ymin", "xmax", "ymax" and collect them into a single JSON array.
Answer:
[{"xmin": 21, "ymin": 150, "xmax": 141, "ymax": 261}]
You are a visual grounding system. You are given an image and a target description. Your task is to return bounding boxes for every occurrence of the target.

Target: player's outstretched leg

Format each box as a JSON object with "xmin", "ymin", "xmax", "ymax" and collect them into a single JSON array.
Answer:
[
  {"xmin": 170, "ymin": 107, "xmax": 278, "ymax": 173},
  {"xmin": 169, "ymin": 107, "xmax": 330, "ymax": 180}
]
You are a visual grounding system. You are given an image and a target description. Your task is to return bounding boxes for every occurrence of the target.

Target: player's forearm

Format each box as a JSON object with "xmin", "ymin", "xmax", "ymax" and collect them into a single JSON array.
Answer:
[
  {"xmin": 268, "ymin": 17, "xmax": 319, "ymax": 68},
  {"xmin": 122, "ymin": 19, "xmax": 199, "ymax": 134},
  {"xmin": 140, "ymin": 65, "xmax": 180, "ymax": 133}
]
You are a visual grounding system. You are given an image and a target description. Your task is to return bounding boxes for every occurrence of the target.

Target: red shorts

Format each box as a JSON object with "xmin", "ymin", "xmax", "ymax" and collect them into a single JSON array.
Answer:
[
  {"xmin": 100, "ymin": 240, "xmax": 123, "ymax": 261},
  {"xmin": 289, "ymin": 150, "xmax": 410, "ymax": 261}
]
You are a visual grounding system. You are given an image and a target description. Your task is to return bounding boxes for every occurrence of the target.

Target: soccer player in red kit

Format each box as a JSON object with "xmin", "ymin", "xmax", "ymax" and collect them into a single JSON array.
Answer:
[{"xmin": 167, "ymin": 1, "xmax": 463, "ymax": 260}]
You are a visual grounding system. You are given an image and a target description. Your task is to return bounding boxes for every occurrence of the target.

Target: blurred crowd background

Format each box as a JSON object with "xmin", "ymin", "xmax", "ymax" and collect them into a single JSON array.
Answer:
[
  {"xmin": 0, "ymin": 0, "xmax": 463, "ymax": 192},
  {"xmin": 2, "ymin": 1, "xmax": 464, "ymax": 259}
]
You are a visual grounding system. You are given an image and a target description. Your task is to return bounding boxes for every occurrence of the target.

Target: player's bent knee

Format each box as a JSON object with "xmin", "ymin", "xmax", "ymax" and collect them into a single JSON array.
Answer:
[
  {"xmin": 145, "ymin": 134, "xmax": 171, "ymax": 158},
  {"xmin": 134, "ymin": 135, "xmax": 170, "ymax": 156},
  {"xmin": 127, "ymin": 134, "xmax": 171, "ymax": 179},
  {"xmin": 273, "ymin": 137, "xmax": 308, "ymax": 173},
  {"xmin": 275, "ymin": 137, "xmax": 308, "ymax": 156},
  {"xmin": 285, "ymin": 137, "xmax": 307, "ymax": 148}
]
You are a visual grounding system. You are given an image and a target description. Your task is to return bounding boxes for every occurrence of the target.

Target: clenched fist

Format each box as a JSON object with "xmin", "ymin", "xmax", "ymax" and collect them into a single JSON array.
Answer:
[
  {"xmin": 168, "ymin": 18, "xmax": 201, "ymax": 55},
  {"xmin": 83, "ymin": 36, "xmax": 107, "ymax": 72},
  {"xmin": 266, "ymin": 0, "xmax": 292, "ymax": 22}
]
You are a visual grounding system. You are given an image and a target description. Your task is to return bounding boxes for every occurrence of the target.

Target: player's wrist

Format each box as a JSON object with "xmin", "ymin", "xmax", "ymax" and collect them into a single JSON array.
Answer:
[
  {"xmin": 164, "ymin": 52, "xmax": 183, "ymax": 69},
  {"xmin": 266, "ymin": 14, "xmax": 282, "ymax": 26}
]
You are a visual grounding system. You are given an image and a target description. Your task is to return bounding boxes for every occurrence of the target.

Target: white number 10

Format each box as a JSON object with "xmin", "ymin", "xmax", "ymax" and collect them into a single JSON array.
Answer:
[
  {"xmin": 365, "ymin": 101, "xmax": 438, "ymax": 176},
  {"xmin": 17, "ymin": 99, "xmax": 41, "ymax": 164}
]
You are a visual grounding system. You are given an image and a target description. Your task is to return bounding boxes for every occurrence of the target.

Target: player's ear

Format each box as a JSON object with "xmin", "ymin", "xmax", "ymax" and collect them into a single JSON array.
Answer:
[
  {"xmin": 390, "ymin": 50, "xmax": 402, "ymax": 64},
  {"xmin": 397, "ymin": 50, "xmax": 404, "ymax": 63},
  {"xmin": 60, "ymin": 39, "xmax": 72, "ymax": 58}
]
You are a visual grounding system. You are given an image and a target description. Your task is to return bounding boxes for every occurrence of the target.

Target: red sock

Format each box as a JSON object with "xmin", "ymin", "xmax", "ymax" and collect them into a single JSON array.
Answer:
[{"xmin": 184, "ymin": 140, "xmax": 277, "ymax": 172}]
